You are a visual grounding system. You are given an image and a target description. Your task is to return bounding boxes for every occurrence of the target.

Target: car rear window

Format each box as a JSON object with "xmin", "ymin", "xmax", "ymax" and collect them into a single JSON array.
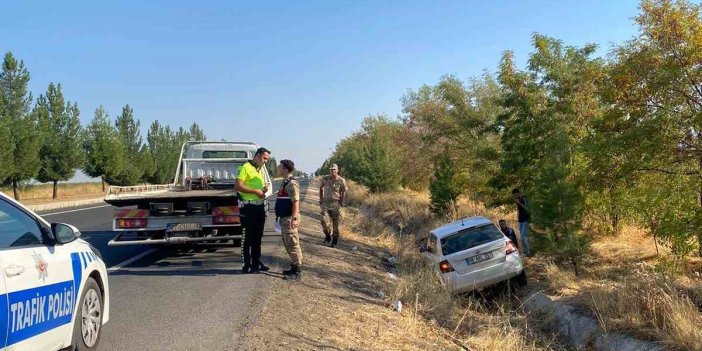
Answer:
[{"xmin": 440, "ymin": 224, "xmax": 504, "ymax": 256}]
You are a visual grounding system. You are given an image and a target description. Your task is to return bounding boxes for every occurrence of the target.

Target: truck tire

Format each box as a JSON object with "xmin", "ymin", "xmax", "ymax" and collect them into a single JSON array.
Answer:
[
  {"xmin": 515, "ymin": 270, "xmax": 527, "ymax": 287},
  {"xmin": 72, "ymin": 277, "xmax": 104, "ymax": 351}
]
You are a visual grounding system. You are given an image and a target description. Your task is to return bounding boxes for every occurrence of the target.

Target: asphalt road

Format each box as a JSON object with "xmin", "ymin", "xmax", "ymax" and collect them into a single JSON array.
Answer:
[{"xmin": 36, "ymin": 179, "xmax": 304, "ymax": 351}]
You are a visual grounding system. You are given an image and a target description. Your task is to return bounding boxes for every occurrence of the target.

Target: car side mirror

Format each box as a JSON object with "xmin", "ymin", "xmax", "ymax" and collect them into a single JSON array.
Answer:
[{"xmin": 51, "ymin": 223, "xmax": 81, "ymax": 244}]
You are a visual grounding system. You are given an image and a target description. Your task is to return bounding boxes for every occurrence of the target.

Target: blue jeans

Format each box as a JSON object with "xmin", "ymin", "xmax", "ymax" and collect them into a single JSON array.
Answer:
[{"xmin": 519, "ymin": 221, "xmax": 531, "ymax": 256}]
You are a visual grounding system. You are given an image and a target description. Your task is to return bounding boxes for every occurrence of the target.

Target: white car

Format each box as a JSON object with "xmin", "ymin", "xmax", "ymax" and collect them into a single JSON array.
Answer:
[
  {"xmin": 423, "ymin": 216, "xmax": 526, "ymax": 293},
  {"xmin": 0, "ymin": 192, "xmax": 110, "ymax": 351}
]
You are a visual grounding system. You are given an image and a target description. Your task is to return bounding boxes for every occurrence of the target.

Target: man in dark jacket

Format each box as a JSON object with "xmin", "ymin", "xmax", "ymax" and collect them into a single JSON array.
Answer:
[
  {"xmin": 499, "ymin": 220, "xmax": 519, "ymax": 250},
  {"xmin": 512, "ymin": 188, "xmax": 532, "ymax": 256}
]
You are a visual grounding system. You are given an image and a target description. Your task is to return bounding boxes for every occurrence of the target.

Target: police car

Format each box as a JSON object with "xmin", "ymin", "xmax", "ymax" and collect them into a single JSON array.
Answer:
[{"xmin": 0, "ymin": 192, "xmax": 110, "ymax": 350}]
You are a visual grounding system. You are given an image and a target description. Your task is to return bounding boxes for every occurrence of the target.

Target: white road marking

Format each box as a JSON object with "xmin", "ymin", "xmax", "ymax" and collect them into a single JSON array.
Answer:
[
  {"xmin": 41, "ymin": 204, "xmax": 112, "ymax": 216},
  {"xmin": 108, "ymin": 249, "xmax": 158, "ymax": 273}
]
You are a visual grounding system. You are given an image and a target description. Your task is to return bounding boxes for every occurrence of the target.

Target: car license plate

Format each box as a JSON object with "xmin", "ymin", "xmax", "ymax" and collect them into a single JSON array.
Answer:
[
  {"xmin": 466, "ymin": 251, "xmax": 493, "ymax": 265},
  {"xmin": 168, "ymin": 223, "xmax": 202, "ymax": 232}
]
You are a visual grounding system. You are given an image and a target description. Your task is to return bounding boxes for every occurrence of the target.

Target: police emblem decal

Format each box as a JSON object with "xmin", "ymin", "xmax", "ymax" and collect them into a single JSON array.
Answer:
[{"xmin": 32, "ymin": 251, "xmax": 49, "ymax": 282}]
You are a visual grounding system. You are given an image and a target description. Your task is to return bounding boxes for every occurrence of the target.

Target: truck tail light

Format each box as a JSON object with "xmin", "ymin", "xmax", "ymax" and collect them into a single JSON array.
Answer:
[
  {"xmin": 212, "ymin": 206, "xmax": 240, "ymax": 224},
  {"xmin": 213, "ymin": 216, "xmax": 239, "ymax": 224},
  {"xmin": 117, "ymin": 218, "xmax": 147, "ymax": 229},
  {"xmin": 506, "ymin": 240, "xmax": 518, "ymax": 255},
  {"xmin": 439, "ymin": 260, "xmax": 454, "ymax": 273}
]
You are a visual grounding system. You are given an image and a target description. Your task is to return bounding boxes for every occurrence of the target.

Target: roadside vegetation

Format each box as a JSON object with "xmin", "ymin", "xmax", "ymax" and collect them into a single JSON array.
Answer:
[{"xmin": 319, "ymin": 1, "xmax": 702, "ymax": 349}]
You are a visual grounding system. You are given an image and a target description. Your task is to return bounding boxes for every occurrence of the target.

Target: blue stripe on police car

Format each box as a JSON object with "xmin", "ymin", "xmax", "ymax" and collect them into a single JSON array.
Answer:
[
  {"xmin": 6, "ymin": 280, "xmax": 74, "ymax": 346},
  {"xmin": 0, "ymin": 251, "xmax": 92, "ymax": 347}
]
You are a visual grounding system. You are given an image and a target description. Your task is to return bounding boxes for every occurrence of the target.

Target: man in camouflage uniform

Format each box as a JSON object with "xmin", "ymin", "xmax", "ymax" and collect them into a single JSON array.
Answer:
[
  {"xmin": 275, "ymin": 159, "xmax": 303, "ymax": 280},
  {"xmin": 319, "ymin": 164, "xmax": 347, "ymax": 248}
]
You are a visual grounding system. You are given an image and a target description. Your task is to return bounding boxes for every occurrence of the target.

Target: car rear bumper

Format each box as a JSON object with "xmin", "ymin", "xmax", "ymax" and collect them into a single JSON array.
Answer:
[{"xmin": 442, "ymin": 253, "xmax": 524, "ymax": 293}]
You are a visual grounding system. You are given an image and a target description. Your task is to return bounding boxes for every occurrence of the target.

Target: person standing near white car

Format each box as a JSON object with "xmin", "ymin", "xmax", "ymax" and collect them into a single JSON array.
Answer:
[
  {"xmin": 512, "ymin": 188, "xmax": 532, "ymax": 256},
  {"xmin": 0, "ymin": 192, "xmax": 110, "ymax": 351}
]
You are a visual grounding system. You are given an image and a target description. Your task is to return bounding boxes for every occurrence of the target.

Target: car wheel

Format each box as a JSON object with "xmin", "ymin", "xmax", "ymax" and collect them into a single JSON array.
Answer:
[
  {"xmin": 72, "ymin": 277, "xmax": 103, "ymax": 351},
  {"xmin": 515, "ymin": 270, "xmax": 528, "ymax": 287}
]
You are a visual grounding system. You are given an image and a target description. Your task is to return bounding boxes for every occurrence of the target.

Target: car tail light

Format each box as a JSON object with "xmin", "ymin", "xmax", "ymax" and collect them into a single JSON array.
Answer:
[
  {"xmin": 117, "ymin": 218, "xmax": 147, "ymax": 229},
  {"xmin": 506, "ymin": 240, "xmax": 518, "ymax": 255},
  {"xmin": 213, "ymin": 215, "xmax": 239, "ymax": 224},
  {"xmin": 439, "ymin": 260, "xmax": 454, "ymax": 273}
]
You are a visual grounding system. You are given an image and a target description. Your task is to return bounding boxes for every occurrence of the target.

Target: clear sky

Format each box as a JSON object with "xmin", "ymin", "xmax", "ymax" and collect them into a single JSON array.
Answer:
[{"xmin": 1, "ymin": 0, "xmax": 643, "ymax": 173}]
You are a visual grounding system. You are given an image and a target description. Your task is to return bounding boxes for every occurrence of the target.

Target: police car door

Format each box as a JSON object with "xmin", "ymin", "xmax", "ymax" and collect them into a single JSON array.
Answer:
[
  {"xmin": 0, "ymin": 198, "xmax": 74, "ymax": 351},
  {"xmin": 1, "ymin": 269, "xmax": 7, "ymax": 351}
]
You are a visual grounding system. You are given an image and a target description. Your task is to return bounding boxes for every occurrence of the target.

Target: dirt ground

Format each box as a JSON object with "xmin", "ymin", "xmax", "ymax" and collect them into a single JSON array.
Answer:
[{"xmin": 242, "ymin": 179, "xmax": 459, "ymax": 351}]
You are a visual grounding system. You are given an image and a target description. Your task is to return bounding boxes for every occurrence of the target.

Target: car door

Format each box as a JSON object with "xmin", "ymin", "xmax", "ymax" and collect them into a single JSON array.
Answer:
[
  {"xmin": 0, "ymin": 270, "xmax": 7, "ymax": 351},
  {"xmin": 0, "ymin": 197, "xmax": 75, "ymax": 351}
]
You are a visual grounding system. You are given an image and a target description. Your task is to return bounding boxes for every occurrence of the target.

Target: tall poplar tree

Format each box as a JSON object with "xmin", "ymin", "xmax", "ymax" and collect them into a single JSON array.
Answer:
[
  {"xmin": 37, "ymin": 83, "xmax": 84, "ymax": 199},
  {"xmin": 83, "ymin": 106, "xmax": 124, "ymax": 191},
  {"xmin": 1, "ymin": 53, "xmax": 41, "ymax": 200}
]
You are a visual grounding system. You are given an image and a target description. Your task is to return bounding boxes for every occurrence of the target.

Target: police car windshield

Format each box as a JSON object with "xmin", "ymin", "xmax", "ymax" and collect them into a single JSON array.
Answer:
[{"xmin": 440, "ymin": 224, "xmax": 503, "ymax": 256}]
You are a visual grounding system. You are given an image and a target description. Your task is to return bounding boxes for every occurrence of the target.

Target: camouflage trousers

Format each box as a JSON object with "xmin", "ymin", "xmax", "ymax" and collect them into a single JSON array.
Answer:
[
  {"xmin": 280, "ymin": 216, "xmax": 303, "ymax": 266},
  {"xmin": 320, "ymin": 202, "xmax": 342, "ymax": 238}
]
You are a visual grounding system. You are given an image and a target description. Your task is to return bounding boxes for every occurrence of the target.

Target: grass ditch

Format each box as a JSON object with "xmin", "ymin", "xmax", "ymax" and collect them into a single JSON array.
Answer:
[
  {"xmin": 344, "ymin": 183, "xmax": 566, "ymax": 351},
  {"xmin": 537, "ymin": 231, "xmax": 702, "ymax": 350}
]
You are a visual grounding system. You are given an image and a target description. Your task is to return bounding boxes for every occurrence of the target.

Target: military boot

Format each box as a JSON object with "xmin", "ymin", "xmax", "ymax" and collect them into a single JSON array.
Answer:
[
  {"xmin": 330, "ymin": 236, "xmax": 338, "ymax": 248},
  {"xmin": 285, "ymin": 265, "xmax": 302, "ymax": 281},
  {"xmin": 282, "ymin": 264, "xmax": 297, "ymax": 276}
]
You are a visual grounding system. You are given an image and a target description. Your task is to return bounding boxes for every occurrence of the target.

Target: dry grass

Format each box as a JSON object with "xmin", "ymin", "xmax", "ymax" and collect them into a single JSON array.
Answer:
[
  {"xmin": 535, "ymin": 223, "xmax": 702, "ymax": 350},
  {"xmin": 0, "ymin": 182, "xmax": 104, "ymax": 205},
  {"xmin": 345, "ymin": 182, "xmax": 564, "ymax": 351}
]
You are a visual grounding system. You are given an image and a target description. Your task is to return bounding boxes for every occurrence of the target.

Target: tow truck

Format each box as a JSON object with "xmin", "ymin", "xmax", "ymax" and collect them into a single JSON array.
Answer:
[{"xmin": 105, "ymin": 141, "xmax": 273, "ymax": 246}]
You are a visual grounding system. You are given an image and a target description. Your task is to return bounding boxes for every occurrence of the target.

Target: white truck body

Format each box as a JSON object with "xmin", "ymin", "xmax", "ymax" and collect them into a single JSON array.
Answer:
[{"xmin": 105, "ymin": 141, "xmax": 273, "ymax": 246}]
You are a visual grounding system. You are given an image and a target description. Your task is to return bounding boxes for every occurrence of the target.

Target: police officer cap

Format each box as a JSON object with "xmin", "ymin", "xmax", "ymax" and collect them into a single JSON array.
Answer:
[{"xmin": 330, "ymin": 164, "xmax": 339, "ymax": 170}]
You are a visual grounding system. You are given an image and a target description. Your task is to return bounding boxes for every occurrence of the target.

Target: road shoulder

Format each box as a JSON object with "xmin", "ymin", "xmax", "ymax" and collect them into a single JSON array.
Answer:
[{"xmin": 242, "ymin": 179, "xmax": 455, "ymax": 351}]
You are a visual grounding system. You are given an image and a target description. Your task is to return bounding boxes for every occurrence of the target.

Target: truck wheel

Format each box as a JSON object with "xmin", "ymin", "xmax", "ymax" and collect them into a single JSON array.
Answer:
[{"xmin": 72, "ymin": 277, "xmax": 103, "ymax": 350}]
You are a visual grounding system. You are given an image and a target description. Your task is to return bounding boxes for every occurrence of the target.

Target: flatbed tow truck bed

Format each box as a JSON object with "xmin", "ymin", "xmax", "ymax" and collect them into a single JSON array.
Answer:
[{"xmin": 104, "ymin": 185, "xmax": 238, "ymax": 207}]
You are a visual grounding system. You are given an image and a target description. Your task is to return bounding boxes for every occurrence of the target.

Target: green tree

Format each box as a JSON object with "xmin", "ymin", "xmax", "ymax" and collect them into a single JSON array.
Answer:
[
  {"xmin": 402, "ymin": 74, "xmax": 503, "ymax": 200},
  {"xmin": 188, "ymin": 122, "xmax": 206, "ymax": 141},
  {"xmin": 605, "ymin": 0, "xmax": 702, "ymax": 255},
  {"xmin": 147, "ymin": 121, "xmax": 191, "ymax": 184},
  {"xmin": 496, "ymin": 35, "xmax": 600, "ymax": 272},
  {"xmin": 328, "ymin": 116, "xmax": 402, "ymax": 192},
  {"xmin": 137, "ymin": 145, "xmax": 155, "ymax": 184},
  {"xmin": 1, "ymin": 52, "xmax": 41, "ymax": 200},
  {"xmin": 83, "ymin": 106, "xmax": 124, "ymax": 191},
  {"xmin": 36, "ymin": 83, "xmax": 84, "ymax": 199},
  {"xmin": 147, "ymin": 120, "xmax": 172, "ymax": 184},
  {"xmin": 0, "ymin": 84, "xmax": 10, "ymax": 187},
  {"xmin": 531, "ymin": 130, "xmax": 590, "ymax": 275},
  {"xmin": 112, "ymin": 104, "xmax": 144, "ymax": 185},
  {"xmin": 429, "ymin": 150, "xmax": 461, "ymax": 217}
]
